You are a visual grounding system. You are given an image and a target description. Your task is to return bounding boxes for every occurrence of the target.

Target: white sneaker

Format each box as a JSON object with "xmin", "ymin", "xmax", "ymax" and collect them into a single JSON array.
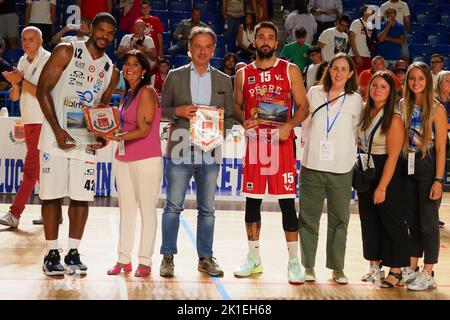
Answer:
[
  {"xmin": 305, "ymin": 268, "xmax": 316, "ymax": 282},
  {"xmin": 332, "ymin": 270, "xmax": 349, "ymax": 284},
  {"xmin": 287, "ymin": 258, "xmax": 305, "ymax": 284},
  {"xmin": 402, "ymin": 266, "xmax": 419, "ymax": 283},
  {"xmin": 234, "ymin": 253, "xmax": 263, "ymax": 277},
  {"xmin": 0, "ymin": 212, "xmax": 19, "ymax": 228},
  {"xmin": 407, "ymin": 270, "xmax": 437, "ymax": 291}
]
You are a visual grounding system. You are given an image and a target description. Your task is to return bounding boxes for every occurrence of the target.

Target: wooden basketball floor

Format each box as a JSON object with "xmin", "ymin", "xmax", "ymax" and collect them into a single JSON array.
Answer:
[{"xmin": 0, "ymin": 194, "xmax": 450, "ymax": 301}]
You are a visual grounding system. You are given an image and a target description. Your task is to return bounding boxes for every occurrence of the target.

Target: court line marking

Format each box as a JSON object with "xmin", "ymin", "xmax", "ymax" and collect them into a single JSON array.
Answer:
[{"xmin": 180, "ymin": 216, "xmax": 231, "ymax": 300}]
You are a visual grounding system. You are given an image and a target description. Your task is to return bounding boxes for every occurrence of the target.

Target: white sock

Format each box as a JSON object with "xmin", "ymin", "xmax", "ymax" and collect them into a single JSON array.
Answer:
[
  {"xmin": 287, "ymin": 241, "xmax": 298, "ymax": 260},
  {"xmin": 248, "ymin": 240, "xmax": 261, "ymax": 262},
  {"xmin": 46, "ymin": 240, "xmax": 58, "ymax": 251},
  {"xmin": 68, "ymin": 238, "xmax": 80, "ymax": 250}
]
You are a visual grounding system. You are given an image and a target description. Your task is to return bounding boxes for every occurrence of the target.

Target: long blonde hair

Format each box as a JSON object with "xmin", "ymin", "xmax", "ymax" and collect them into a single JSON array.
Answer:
[{"xmin": 402, "ymin": 61, "xmax": 435, "ymax": 156}]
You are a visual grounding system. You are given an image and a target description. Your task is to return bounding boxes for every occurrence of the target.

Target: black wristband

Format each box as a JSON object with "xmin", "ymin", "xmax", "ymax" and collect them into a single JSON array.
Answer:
[{"xmin": 434, "ymin": 177, "xmax": 444, "ymax": 183}]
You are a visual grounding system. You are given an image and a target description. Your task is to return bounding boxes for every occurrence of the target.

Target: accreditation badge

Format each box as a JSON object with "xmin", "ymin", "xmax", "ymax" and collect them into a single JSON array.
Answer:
[
  {"xmin": 84, "ymin": 105, "xmax": 120, "ymax": 136},
  {"xmin": 190, "ymin": 105, "xmax": 224, "ymax": 152}
]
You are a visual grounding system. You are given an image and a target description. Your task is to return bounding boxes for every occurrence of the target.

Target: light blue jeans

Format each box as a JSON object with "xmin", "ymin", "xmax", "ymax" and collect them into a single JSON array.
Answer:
[{"xmin": 160, "ymin": 152, "xmax": 220, "ymax": 258}]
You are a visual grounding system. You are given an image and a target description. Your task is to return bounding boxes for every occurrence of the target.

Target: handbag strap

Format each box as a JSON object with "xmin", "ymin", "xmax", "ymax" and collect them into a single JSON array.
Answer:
[
  {"xmin": 311, "ymin": 93, "xmax": 347, "ymax": 119},
  {"xmin": 365, "ymin": 116, "xmax": 384, "ymax": 165},
  {"xmin": 359, "ymin": 18, "xmax": 370, "ymax": 40}
]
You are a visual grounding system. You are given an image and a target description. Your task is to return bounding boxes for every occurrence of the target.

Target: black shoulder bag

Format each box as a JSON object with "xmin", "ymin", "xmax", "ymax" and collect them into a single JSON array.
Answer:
[
  {"xmin": 359, "ymin": 18, "xmax": 378, "ymax": 55},
  {"xmin": 352, "ymin": 116, "xmax": 383, "ymax": 193}
]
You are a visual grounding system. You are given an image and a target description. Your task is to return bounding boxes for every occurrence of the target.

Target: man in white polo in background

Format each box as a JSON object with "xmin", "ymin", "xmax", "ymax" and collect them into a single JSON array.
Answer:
[{"xmin": 0, "ymin": 27, "xmax": 51, "ymax": 228}]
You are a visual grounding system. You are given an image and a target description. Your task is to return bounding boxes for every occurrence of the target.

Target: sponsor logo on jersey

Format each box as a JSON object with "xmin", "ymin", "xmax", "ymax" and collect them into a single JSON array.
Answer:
[
  {"xmin": 84, "ymin": 168, "xmax": 95, "ymax": 176},
  {"xmin": 64, "ymin": 97, "xmax": 85, "ymax": 109},
  {"xmin": 76, "ymin": 90, "xmax": 94, "ymax": 103},
  {"xmin": 42, "ymin": 168, "xmax": 50, "ymax": 174},
  {"xmin": 104, "ymin": 62, "xmax": 110, "ymax": 72},
  {"xmin": 248, "ymin": 84, "xmax": 282, "ymax": 98},
  {"xmin": 42, "ymin": 153, "xmax": 50, "ymax": 162},
  {"xmin": 70, "ymin": 70, "xmax": 84, "ymax": 80},
  {"xmin": 88, "ymin": 65, "xmax": 96, "ymax": 73},
  {"xmin": 93, "ymin": 83, "xmax": 102, "ymax": 94},
  {"xmin": 96, "ymin": 78, "xmax": 103, "ymax": 87},
  {"xmin": 99, "ymin": 71, "xmax": 104, "ymax": 79},
  {"xmin": 246, "ymin": 182, "xmax": 253, "ymax": 190},
  {"xmin": 75, "ymin": 61, "xmax": 85, "ymax": 69},
  {"xmin": 32, "ymin": 67, "xmax": 37, "ymax": 76},
  {"xmin": 69, "ymin": 77, "xmax": 84, "ymax": 86},
  {"xmin": 8, "ymin": 120, "xmax": 25, "ymax": 144},
  {"xmin": 284, "ymin": 185, "xmax": 294, "ymax": 191},
  {"xmin": 248, "ymin": 76, "xmax": 255, "ymax": 84},
  {"xmin": 87, "ymin": 75, "xmax": 94, "ymax": 83},
  {"xmin": 85, "ymin": 147, "xmax": 96, "ymax": 155}
]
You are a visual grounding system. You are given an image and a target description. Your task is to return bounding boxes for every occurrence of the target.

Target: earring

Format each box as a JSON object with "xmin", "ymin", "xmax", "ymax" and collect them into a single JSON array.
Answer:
[{"xmin": 141, "ymin": 74, "xmax": 144, "ymax": 79}]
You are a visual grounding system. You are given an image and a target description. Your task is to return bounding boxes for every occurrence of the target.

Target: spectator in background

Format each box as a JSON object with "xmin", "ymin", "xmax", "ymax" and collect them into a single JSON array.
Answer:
[
  {"xmin": 221, "ymin": 52, "xmax": 238, "ymax": 77},
  {"xmin": 281, "ymin": 27, "xmax": 311, "ymax": 74},
  {"xmin": 430, "ymin": 54, "xmax": 445, "ymax": 87},
  {"xmin": 168, "ymin": 7, "xmax": 208, "ymax": 58},
  {"xmin": 118, "ymin": 20, "xmax": 157, "ymax": 69},
  {"xmin": 151, "ymin": 59, "xmax": 171, "ymax": 95},
  {"xmin": 308, "ymin": 0, "xmax": 343, "ymax": 45},
  {"xmin": 0, "ymin": 0, "xmax": 19, "ymax": 48},
  {"xmin": 52, "ymin": 21, "xmax": 90, "ymax": 45},
  {"xmin": 358, "ymin": 55, "xmax": 402, "ymax": 101},
  {"xmin": 377, "ymin": 8, "xmax": 405, "ymax": 69},
  {"xmin": 304, "ymin": 46, "xmax": 323, "ymax": 91},
  {"xmin": 0, "ymin": 38, "xmax": 12, "ymax": 90},
  {"xmin": 246, "ymin": 0, "xmax": 268, "ymax": 23},
  {"xmin": 349, "ymin": 5, "xmax": 376, "ymax": 76},
  {"xmin": 236, "ymin": 13, "xmax": 256, "ymax": 62},
  {"xmin": 379, "ymin": 0, "xmax": 410, "ymax": 34},
  {"xmin": 139, "ymin": 1, "xmax": 164, "ymax": 60},
  {"xmin": 0, "ymin": 27, "xmax": 51, "ymax": 228},
  {"xmin": 77, "ymin": 0, "xmax": 112, "ymax": 26},
  {"xmin": 25, "ymin": 0, "xmax": 56, "ymax": 50},
  {"xmin": 318, "ymin": 13, "xmax": 351, "ymax": 62},
  {"xmin": 119, "ymin": 0, "xmax": 142, "ymax": 33},
  {"xmin": 222, "ymin": 0, "xmax": 248, "ymax": 53},
  {"xmin": 284, "ymin": 0, "xmax": 316, "ymax": 45},
  {"xmin": 393, "ymin": 58, "xmax": 408, "ymax": 84}
]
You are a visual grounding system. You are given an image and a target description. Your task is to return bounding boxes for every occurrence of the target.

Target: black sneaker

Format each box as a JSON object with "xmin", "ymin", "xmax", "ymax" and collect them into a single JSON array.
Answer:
[
  {"xmin": 64, "ymin": 249, "xmax": 88, "ymax": 275},
  {"xmin": 43, "ymin": 249, "xmax": 65, "ymax": 276}
]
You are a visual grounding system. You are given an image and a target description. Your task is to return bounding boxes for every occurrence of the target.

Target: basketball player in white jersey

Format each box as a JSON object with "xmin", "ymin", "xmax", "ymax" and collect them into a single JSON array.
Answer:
[{"xmin": 36, "ymin": 13, "xmax": 119, "ymax": 276}]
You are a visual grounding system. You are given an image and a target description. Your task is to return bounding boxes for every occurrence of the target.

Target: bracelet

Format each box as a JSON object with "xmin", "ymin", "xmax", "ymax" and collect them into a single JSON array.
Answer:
[{"xmin": 434, "ymin": 177, "xmax": 444, "ymax": 183}]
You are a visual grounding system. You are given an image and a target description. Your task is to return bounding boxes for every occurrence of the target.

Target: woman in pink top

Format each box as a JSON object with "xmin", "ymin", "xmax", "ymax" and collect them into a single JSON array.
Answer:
[{"xmin": 105, "ymin": 50, "xmax": 162, "ymax": 277}]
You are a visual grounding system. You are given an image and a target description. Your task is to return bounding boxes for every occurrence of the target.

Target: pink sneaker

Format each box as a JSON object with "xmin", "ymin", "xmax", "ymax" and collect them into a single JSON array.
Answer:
[
  {"xmin": 107, "ymin": 263, "xmax": 132, "ymax": 275},
  {"xmin": 134, "ymin": 265, "xmax": 151, "ymax": 277}
]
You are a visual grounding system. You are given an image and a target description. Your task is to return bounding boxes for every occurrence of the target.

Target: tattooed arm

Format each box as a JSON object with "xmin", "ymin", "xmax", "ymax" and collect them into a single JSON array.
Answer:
[{"xmin": 107, "ymin": 85, "xmax": 158, "ymax": 142}]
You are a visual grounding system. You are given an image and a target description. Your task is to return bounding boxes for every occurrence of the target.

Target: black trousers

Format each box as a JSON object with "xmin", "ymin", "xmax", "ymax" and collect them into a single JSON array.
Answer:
[
  {"xmin": 357, "ymin": 154, "xmax": 410, "ymax": 268},
  {"xmin": 405, "ymin": 152, "xmax": 440, "ymax": 264}
]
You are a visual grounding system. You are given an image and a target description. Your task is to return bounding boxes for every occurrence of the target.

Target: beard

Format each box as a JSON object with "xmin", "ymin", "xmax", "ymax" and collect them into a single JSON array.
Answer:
[{"xmin": 256, "ymin": 46, "xmax": 275, "ymax": 59}]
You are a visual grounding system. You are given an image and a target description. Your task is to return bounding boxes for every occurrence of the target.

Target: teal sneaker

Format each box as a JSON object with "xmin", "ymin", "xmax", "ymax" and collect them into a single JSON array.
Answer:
[
  {"xmin": 288, "ymin": 258, "xmax": 305, "ymax": 284},
  {"xmin": 234, "ymin": 253, "xmax": 263, "ymax": 277}
]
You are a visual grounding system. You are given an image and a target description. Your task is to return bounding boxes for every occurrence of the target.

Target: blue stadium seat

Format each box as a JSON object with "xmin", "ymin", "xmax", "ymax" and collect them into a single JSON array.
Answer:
[
  {"xmin": 415, "ymin": 14, "xmax": 439, "ymax": 24},
  {"xmin": 433, "ymin": 45, "xmax": 450, "ymax": 56},
  {"xmin": 423, "ymin": 23, "xmax": 448, "ymax": 35},
  {"xmin": 169, "ymin": 11, "xmax": 191, "ymax": 24},
  {"xmin": 427, "ymin": 34, "xmax": 449, "ymax": 46},
  {"xmin": 3, "ymin": 49, "xmax": 25, "ymax": 67},
  {"xmin": 406, "ymin": 33, "xmax": 426, "ymax": 44},
  {"xmin": 441, "ymin": 14, "xmax": 450, "ymax": 25},
  {"xmin": 409, "ymin": 44, "xmax": 434, "ymax": 58},
  {"xmin": 175, "ymin": 55, "xmax": 190, "ymax": 67},
  {"xmin": 210, "ymin": 57, "xmax": 224, "ymax": 70},
  {"xmin": 162, "ymin": 32, "xmax": 171, "ymax": 52},
  {"xmin": 193, "ymin": 0, "xmax": 219, "ymax": 11},
  {"xmin": 115, "ymin": 30, "xmax": 128, "ymax": 47},
  {"xmin": 168, "ymin": 1, "xmax": 192, "ymax": 12},
  {"xmin": 213, "ymin": 46, "xmax": 225, "ymax": 58},
  {"xmin": 152, "ymin": 10, "xmax": 169, "ymax": 30},
  {"xmin": 444, "ymin": 56, "xmax": 450, "ymax": 70},
  {"xmin": 410, "ymin": 3, "xmax": 438, "ymax": 15},
  {"xmin": 150, "ymin": 0, "xmax": 167, "ymax": 10},
  {"xmin": 216, "ymin": 35, "xmax": 225, "ymax": 48}
]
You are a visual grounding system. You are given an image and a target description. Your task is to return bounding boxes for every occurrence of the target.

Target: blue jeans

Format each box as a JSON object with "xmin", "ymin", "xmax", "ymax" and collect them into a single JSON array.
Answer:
[{"xmin": 160, "ymin": 152, "xmax": 220, "ymax": 258}]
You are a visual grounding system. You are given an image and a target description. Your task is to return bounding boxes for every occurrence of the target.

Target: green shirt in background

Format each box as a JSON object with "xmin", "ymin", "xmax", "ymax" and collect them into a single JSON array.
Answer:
[{"xmin": 280, "ymin": 42, "xmax": 311, "ymax": 73}]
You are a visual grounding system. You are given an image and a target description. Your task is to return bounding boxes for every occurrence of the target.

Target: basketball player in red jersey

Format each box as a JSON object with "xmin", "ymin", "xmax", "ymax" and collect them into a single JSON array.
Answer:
[{"xmin": 234, "ymin": 21, "xmax": 309, "ymax": 284}]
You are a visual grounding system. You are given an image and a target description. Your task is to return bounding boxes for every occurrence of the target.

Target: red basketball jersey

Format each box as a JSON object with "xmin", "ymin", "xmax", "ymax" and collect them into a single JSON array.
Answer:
[{"xmin": 242, "ymin": 58, "xmax": 293, "ymax": 137}]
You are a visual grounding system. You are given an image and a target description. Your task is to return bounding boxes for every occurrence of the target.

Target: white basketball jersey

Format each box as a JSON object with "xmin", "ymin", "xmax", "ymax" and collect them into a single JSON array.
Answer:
[{"xmin": 38, "ymin": 41, "xmax": 113, "ymax": 161}]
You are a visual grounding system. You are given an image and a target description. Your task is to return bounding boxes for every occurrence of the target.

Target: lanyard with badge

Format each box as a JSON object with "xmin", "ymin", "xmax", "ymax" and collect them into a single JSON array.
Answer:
[
  {"xmin": 319, "ymin": 93, "xmax": 346, "ymax": 161},
  {"xmin": 360, "ymin": 116, "xmax": 383, "ymax": 170},
  {"xmin": 117, "ymin": 92, "xmax": 131, "ymax": 156}
]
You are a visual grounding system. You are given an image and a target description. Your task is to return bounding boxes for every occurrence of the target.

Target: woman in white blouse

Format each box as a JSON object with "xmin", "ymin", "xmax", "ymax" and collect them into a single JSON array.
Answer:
[{"xmin": 299, "ymin": 53, "xmax": 363, "ymax": 284}]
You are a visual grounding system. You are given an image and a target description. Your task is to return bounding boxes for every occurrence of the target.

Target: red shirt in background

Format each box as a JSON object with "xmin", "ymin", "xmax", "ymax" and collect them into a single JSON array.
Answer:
[
  {"xmin": 138, "ymin": 15, "xmax": 164, "ymax": 54},
  {"xmin": 81, "ymin": 1, "xmax": 109, "ymax": 20},
  {"xmin": 359, "ymin": 68, "xmax": 402, "ymax": 91}
]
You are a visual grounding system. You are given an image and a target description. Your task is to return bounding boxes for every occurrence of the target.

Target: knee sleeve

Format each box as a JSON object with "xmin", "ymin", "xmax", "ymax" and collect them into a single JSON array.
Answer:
[
  {"xmin": 279, "ymin": 199, "xmax": 298, "ymax": 232},
  {"xmin": 245, "ymin": 197, "xmax": 262, "ymax": 223}
]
